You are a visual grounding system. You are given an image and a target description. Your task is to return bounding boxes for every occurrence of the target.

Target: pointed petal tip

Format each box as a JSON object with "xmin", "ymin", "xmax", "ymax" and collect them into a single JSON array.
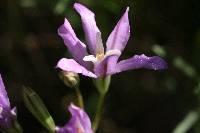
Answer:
[
  {"xmin": 113, "ymin": 54, "xmax": 168, "ymax": 74},
  {"xmin": 74, "ymin": 2, "xmax": 103, "ymax": 55},
  {"xmin": 0, "ymin": 74, "xmax": 3, "ymax": 82},
  {"xmin": 73, "ymin": 2, "xmax": 94, "ymax": 16},
  {"xmin": 68, "ymin": 103, "xmax": 80, "ymax": 112},
  {"xmin": 126, "ymin": 7, "xmax": 129, "ymax": 12},
  {"xmin": 68, "ymin": 103, "xmax": 84, "ymax": 119},
  {"xmin": 10, "ymin": 107, "xmax": 17, "ymax": 118},
  {"xmin": 124, "ymin": 7, "xmax": 129, "ymax": 17},
  {"xmin": 106, "ymin": 6, "xmax": 130, "ymax": 52},
  {"xmin": 56, "ymin": 58, "xmax": 66, "ymax": 68},
  {"xmin": 0, "ymin": 74, "xmax": 11, "ymax": 108},
  {"xmin": 63, "ymin": 18, "xmax": 70, "ymax": 25},
  {"xmin": 157, "ymin": 57, "xmax": 168, "ymax": 70},
  {"xmin": 57, "ymin": 18, "xmax": 69, "ymax": 36},
  {"xmin": 74, "ymin": 2, "xmax": 82, "ymax": 8},
  {"xmin": 57, "ymin": 26, "xmax": 63, "ymax": 36},
  {"xmin": 139, "ymin": 54, "xmax": 168, "ymax": 70},
  {"xmin": 64, "ymin": 18, "xmax": 67, "ymax": 21},
  {"xmin": 73, "ymin": 2, "xmax": 80, "ymax": 7},
  {"xmin": 58, "ymin": 18, "xmax": 76, "ymax": 37},
  {"xmin": 73, "ymin": 3, "xmax": 87, "ymax": 9},
  {"xmin": 69, "ymin": 103, "xmax": 76, "ymax": 109}
]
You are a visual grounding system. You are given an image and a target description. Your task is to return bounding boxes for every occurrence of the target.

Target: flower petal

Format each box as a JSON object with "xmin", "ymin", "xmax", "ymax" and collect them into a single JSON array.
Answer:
[
  {"xmin": 105, "ymin": 7, "xmax": 130, "ymax": 74},
  {"xmin": 74, "ymin": 3, "xmax": 104, "ymax": 55},
  {"xmin": 93, "ymin": 59, "xmax": 108, "ymax": 77},
  {"xmin": 56, "ymin": 103, "xmax": 93, "ymax": 133},
  {"xmin": 67, "ymin": 104, "xmax": 93, "ymax": 133},
  {"xmin": 109, "ymin": 54, "xmax": 167, "ymax": 74},
  {"xmin": 94, "ymin": 50, "xmax": 121, "ymax": 77},
  {"xmin": 106, "ymin": 7, "xmax": 130, "ymax": 52},
  {"xmin": 0, "ymin": 74, "xmax": 10, "ymax": 109},
  {"xmin": 58, "ymin": 18, "xmax": 90, "ymax": 68},
  {"xmin": 56, "ymin": 58, "xmax": 97, "ymax": 78}
]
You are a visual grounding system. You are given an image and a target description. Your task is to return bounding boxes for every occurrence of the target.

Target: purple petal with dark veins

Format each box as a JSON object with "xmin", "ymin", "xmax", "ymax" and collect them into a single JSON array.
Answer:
[
  {"xmin": 58, "ymin": 18, "xmax": 91, "ymax": 69},
  {"xmin": 74, "ymin": 3, "xmax": 104, "ymax": 55},
  {"xmin": 56, "ymin": 103, "xmax": 93, "ymax": 133},
  {"xmin": 108, "ymin": 54, "xmax": 167, "ymax": 74},
  {"xmin": 57, "ymin": 58, "xmax": 97, "ymax": 78}
]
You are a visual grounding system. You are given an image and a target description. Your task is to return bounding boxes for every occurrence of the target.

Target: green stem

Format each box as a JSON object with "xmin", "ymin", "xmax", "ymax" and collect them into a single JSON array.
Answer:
[
  {"xmin": 75, "ymin": 86, "xmax": 84, "ymax": 108},
  {"xmin": 92, "ymin": 93, "xmax": 106, "ymax": 132},
  {"xmin": 172, "ymin": 110, "xmax": 199, "ymax": 133}
]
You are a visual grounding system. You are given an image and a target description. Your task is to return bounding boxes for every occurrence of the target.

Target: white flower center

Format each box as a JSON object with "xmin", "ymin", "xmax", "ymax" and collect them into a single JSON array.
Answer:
[
  {"xmin": 83, "ymin": 49, "xmax": 121, "ymax": 64},
  {"xmin": 83, "ymin": 55, "xmax": 97, "ymax": 63}
]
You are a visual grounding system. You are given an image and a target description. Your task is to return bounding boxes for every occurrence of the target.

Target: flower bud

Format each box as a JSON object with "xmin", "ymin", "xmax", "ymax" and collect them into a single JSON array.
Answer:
[
  {"xmin": 59, "ymin": 71, "xmax": 80, "ymax": 88},
  {"xmin": 23, "ymin": 87, "xmax": 55, "ymax": 132}
]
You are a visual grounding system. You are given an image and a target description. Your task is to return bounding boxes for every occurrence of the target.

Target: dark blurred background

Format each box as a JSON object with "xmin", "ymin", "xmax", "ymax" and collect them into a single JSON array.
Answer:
[{"xmin": 1, "ymin": 0, "xmax": 200, "ymax": 133}]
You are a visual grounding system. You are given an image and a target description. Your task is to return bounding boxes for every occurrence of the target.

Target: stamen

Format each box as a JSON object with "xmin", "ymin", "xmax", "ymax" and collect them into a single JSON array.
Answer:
[
  {"xmin": 83, "ymin": 55, "xmax": 97, "ymax": 63},
  {"xmin": 83, "ymin": 50, "xmax": 121, "ymax": 64},
  {"xmin": 96, "ymin": 53, "xmax": 104, "ymax": 61},
  {"xmin": 104, "ymin": 49, "xmax": 121, "ymax": 58}
]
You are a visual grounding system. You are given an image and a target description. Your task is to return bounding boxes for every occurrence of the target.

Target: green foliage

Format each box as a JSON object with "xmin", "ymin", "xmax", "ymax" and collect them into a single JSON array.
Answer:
[{"xmin": 23, "ymin": 87, "xmax": 55, "ymax": 132}]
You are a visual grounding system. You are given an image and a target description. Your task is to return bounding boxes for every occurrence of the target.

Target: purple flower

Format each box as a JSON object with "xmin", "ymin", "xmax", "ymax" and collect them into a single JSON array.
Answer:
[
  {"xmin": 57, "ymin": 3, "xmax": 167, "ymax": 78},
  {"xmin": 0, "ymin": 74, "xmax": 16, "ymax": 130},
  {"xmin": 56, "ymin": 103, "xmax": 93, "ymax": 133}
]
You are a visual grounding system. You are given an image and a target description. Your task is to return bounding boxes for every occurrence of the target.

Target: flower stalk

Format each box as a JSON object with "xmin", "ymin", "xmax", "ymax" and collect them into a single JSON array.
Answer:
[
  {"xmin": 92, "ymin": 76, "xmax": 111, "ymax": 131},
  {"xmin": 74, "ymin": 86, "xmax": 84, "ymax": 108},
  {"xmin": 59, "ymin": 71, "xmax": 84, "ymax": 108},
  {"xmin": 92, "ymin": 92, "xmax": 105, "ymax": 132}
]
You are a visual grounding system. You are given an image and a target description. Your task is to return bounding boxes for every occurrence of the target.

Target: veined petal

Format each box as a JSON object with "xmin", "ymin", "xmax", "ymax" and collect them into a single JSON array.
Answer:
[
  {"xmin": 58, "ymin": 18, "xmax": 90, "ymax": 68},
  {"xmin": 109, "ymin": 54, "xmax": 167, "ymax": 74},
  {"xmin": 106, "ymin": 7, "xmax": 130, "ymax": 52},
  {"xmin": 56, "ymin": 103, "xmax": 93, "ymax": 133},
  {"xmin": 74, "ymin": 3, "xmax": 104, "ymax": 55},
  {"xmin": 56, "ymin": 58, "xmax": 97, "ymax": 78},
  {"xmin": 0, "ymin": 74, "xmax": 10, "ymax": 109}
]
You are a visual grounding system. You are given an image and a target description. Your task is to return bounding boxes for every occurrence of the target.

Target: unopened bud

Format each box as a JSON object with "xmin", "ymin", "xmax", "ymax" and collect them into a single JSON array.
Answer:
[
  {"xmin": 59, "ymin": 71, "xmax": 80, "ymax": 88},
  {"xmin": 23, "ymin": 87, "xmax": 55, "ymax": 132}
]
